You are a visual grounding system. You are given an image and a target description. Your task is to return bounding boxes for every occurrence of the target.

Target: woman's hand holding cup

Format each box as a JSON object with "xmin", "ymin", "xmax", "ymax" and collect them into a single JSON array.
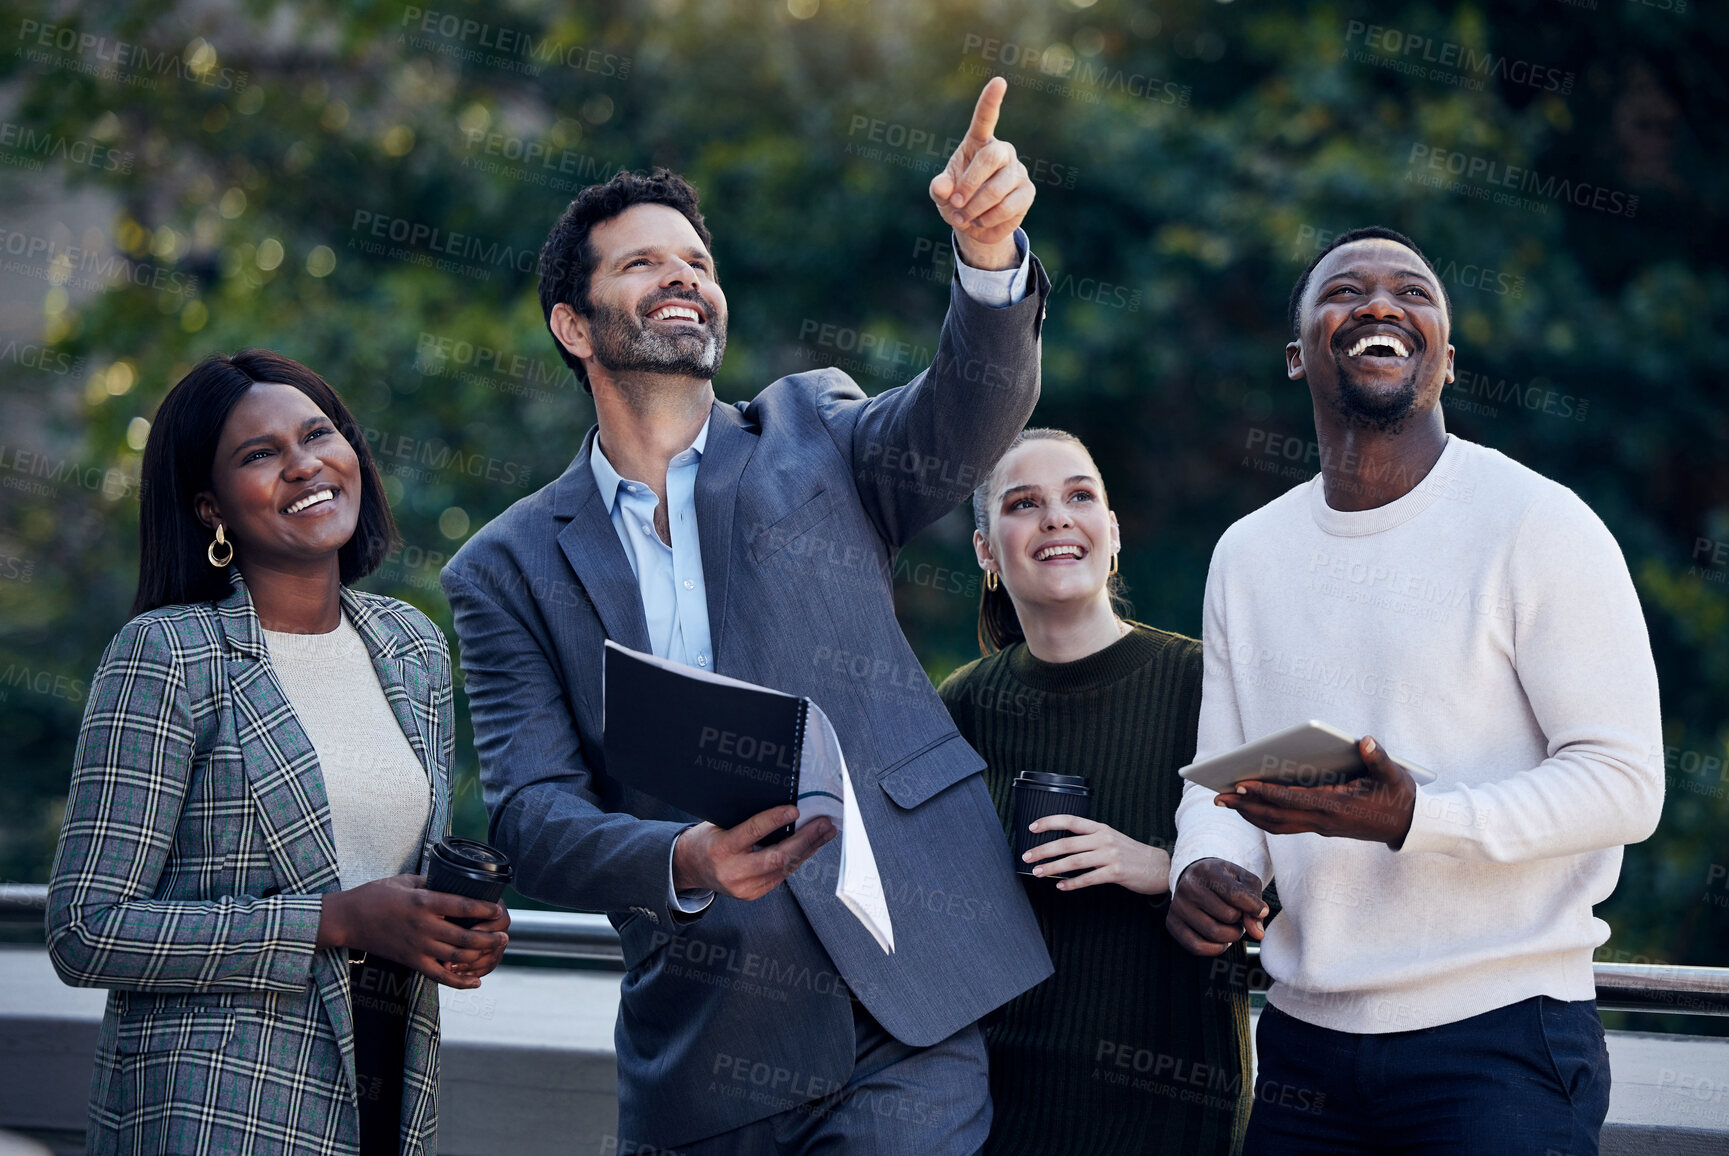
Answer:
[
  {"xmin": 1021, "ymin": 816, "xmax": 1172, "ymax": 895},
  {"xmin": 318, "ymin": 874, "xmax": 509, "ymax": 989},
  {"xmin": 444, "ymin": 902, "xmax": 510, "ymax": 983}
]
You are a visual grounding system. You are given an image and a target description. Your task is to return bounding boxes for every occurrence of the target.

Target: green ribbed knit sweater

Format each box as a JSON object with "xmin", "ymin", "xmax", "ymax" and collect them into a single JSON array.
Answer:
[{"xmin": 939, "ymin": 624, "xmax": 1251, "ymax": 1156}]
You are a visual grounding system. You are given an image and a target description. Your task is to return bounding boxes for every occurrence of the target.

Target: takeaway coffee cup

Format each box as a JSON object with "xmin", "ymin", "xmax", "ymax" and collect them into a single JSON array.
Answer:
[
  {"xmin": 425, "ymin": 838, "xmax": 514, "ymax": 927},
  {"xmin": 1011, "ymin": 772, "xmax": 1092, "ymax": 878}
]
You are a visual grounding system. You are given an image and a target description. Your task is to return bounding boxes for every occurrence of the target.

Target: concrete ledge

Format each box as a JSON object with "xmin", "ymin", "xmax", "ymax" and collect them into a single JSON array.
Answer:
[
  {"xmin": 2, "ymin": 947, "xmax": 1723, "ymax": 1154},
  {"xmin": 0, "ymin": 949, "xmax": 103, "ymax": 1136},
  {"xmin": 0, "ymin": 948, "xmax": 625, "ymax": 1156},
  {"xmin": 1593, "ymin": 1028, "xmax": 1729, "ymax": 1156},
  {"xmin": 435, "ymin": 968, "xmax": 622, "ymax": 1156}
]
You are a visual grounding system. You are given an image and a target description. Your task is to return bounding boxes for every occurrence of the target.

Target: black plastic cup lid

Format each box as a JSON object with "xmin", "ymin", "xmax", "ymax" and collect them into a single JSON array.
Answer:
[
  {"xmin": 432, "ymin": 837, "xmax": 513, "ymax": 879},
  {"xmin": 1013, "ymin": 771, "xmax": 1090, "ymax": 793}
]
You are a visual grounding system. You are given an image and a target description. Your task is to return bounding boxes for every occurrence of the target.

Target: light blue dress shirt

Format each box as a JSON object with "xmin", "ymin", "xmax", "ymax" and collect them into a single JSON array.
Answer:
[
  {"xmin": 594, "ymin": 229, "xmax": 1033, "ymax": 916},
  {"xmin": 590, "ymin": 422, "xmax": 714, "ymax": 672}
]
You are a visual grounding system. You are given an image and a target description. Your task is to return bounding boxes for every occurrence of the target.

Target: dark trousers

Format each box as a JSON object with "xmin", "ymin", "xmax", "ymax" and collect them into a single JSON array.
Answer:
[
  {"xmin": 676, "ymin": 999, "xmax": 991, "ymax": 1155},
  {"xmin": 1244, "ymin": 997, "xmax": 1610, "ymax": 1156},
  {"xmin": 351, "ymin": 956, "xmax": 412, "ymax": 1156}
]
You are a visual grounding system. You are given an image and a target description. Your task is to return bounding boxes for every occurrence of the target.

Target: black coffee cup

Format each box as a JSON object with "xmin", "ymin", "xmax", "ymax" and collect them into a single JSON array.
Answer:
[
  {"xmin": 424, "ymin": 837, "xmax": 513, "ymax": 927},
  {"xmin": 1011, "ymin": 772, "xmax": 1091, "ymax": 878}
]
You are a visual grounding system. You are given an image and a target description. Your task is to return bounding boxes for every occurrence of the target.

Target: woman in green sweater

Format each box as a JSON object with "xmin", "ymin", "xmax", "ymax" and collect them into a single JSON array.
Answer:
[{"xmin": 939, "ymin": 428, "xmax": 1251, "ymax": 1156}]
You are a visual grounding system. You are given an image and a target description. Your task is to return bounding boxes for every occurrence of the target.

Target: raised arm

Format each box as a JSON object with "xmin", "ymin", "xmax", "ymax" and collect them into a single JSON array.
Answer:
[
  {"xmin": 47, "ymin": 619, "xmax": 322, "ymax": 992},
  {"xmin": 820, "ymin": 78, "xmax": 1049, "ymax": 548}
]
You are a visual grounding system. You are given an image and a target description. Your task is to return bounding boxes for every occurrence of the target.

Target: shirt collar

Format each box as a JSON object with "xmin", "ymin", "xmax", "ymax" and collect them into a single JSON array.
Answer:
[{"xmin": 591, "ymin": 413, "xmax": 712, "ymax": 514}]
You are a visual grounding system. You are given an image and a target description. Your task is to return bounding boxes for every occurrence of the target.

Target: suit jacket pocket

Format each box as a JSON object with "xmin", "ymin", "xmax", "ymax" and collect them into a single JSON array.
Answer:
[
  {"xmin": 115, "ymin": 1008, "xmax": 237, "ymax": 1055},
  {"xmin": 877, "ymin": 733, "xmax": 986, "ymax": 810},
  {"xmin": 747, "ymin": 489, "xmax": 831, "ymax": 562}
]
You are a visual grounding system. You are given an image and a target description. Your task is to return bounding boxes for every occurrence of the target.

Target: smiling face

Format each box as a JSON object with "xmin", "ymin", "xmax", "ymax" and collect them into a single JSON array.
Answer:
[
  {"xmin": 975, "ymin": 437, "xmax": 1120, "ymax": 614},
  {"xmin": 1287, "ymin": 237, "xmax": 1455, "ymax": 432},
  {"xmin": 560, "ymin": 202, "xmax": 729, "ymax": 387},
  {"xmin": 194, "ymin": 381, "xmax": 362, "ymax": 574}
]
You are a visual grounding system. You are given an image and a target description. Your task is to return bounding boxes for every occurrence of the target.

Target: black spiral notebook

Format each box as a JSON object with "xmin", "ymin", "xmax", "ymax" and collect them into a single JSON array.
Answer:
[
  {"xmin": 602, "ymin": 641, "xmax": 820, "ymax": 845},
  {"xmin": 601, "ymin": 640, "xmax": 894, "ymax": 952}
]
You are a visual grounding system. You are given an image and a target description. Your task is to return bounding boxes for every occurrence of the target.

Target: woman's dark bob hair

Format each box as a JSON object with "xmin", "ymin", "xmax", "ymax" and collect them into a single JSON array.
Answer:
[{"xmin": 131, "ymin": 350, "xmax": 396, "ymax": 617}]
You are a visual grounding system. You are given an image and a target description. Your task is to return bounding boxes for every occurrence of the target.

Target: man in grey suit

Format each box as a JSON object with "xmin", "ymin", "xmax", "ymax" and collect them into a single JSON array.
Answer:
[{"xmin": 442, "ymin": 78, "xmax": 1052, "ymax": 1154}]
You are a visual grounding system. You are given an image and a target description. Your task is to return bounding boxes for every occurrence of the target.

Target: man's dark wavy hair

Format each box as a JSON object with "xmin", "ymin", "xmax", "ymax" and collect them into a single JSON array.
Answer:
[
  {"xmin": 1287, "ymin": 226, "xmax": 1451, "ymax": 340},
  {"xmin": 537, "ymin": 167, "xmax": 713, "ymax": 393}
]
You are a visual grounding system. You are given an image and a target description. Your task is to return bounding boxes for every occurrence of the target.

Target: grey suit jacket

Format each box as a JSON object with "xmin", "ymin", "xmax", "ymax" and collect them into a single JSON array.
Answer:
[
  {"xmin": 442, "ymin": 269, "xmax": 1056, "ymax": 1148},
  {"xmin": 47, "ymin": 576, "xmax": 452, "ymax": 1155}
]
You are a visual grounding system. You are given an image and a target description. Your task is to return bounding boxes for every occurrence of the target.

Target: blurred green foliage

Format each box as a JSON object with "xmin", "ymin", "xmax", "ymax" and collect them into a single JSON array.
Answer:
[{"xmin": 0, "ymin": 0, "xmax": 1723, "ymax": 1028}]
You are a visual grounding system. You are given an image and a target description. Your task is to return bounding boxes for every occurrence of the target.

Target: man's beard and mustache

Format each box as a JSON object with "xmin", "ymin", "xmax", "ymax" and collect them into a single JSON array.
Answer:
[
  {"xmin": 1328, "ymin": 336, "xmax": 1422, "ymax": 434},
  {"xmin": 586, "ymin": 292, "xmax": 727, "ymax": 385}
]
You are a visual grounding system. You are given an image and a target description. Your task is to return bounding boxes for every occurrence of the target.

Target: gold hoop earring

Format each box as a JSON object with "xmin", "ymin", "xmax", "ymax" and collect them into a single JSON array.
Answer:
[
  {"xmin": 1109, "ymin": 553, "xmax": 1119, "ymax": 575},
  {"xmin": 983, "ymin": 569, "xmax": 998, "ymax": 592},
  {"xmin": 207, "ymin": 523, "xmax": 234, "ymax": 568}
]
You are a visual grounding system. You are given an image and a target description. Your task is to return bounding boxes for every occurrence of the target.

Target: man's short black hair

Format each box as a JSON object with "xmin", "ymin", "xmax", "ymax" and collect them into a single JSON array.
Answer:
[
  {"xmin": 1287, "ymin": 226, "xmax": 1450, "ymax": 340},
  {"xmin": 537, "ymin": 167, "xmax": 713, "ymax": 392}
]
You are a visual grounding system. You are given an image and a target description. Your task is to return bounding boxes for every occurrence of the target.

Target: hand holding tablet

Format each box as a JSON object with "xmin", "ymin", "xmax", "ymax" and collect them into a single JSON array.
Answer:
[
  {"xmin": 1180, "ymin": 722, "xmax": 1433, "ymax": 849},
  {"xmin": 1178, "ymin": 720, "xmax": 1437, "ymax": 792}
]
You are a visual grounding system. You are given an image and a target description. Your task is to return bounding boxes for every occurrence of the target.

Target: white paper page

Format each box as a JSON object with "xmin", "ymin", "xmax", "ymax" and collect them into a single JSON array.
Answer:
[{"xmin": 801, "ymin": 701, "xmax": 894, "ymax": 954}]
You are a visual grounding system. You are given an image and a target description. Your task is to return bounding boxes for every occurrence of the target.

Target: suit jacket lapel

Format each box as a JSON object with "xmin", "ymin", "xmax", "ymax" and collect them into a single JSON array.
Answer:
[
  {"xmin": 554, "ymin": 427, "xmax": 653, "ymax": 653},
  {"xmin": 695, "ymin": 401, "xmax": 756, "ymax": 671}
]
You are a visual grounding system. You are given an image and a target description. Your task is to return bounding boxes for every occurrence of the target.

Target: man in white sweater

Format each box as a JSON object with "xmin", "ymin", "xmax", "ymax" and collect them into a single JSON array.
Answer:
[{"xmin": 1167, "ymin": 226, "xmax": 1663, "ymax": 1155}]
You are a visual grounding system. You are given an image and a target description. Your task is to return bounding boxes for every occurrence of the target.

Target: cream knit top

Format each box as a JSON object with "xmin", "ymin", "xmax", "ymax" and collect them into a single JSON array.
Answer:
[{"xmin": 263, "ymin": 614, "xmax": 431, "ymax": 891}]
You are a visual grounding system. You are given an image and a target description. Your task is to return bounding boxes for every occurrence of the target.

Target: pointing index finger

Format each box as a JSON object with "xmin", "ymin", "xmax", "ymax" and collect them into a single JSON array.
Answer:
[{"xmin": 965, "ymin": 77, "xmax": 1007, "ymax": 144}]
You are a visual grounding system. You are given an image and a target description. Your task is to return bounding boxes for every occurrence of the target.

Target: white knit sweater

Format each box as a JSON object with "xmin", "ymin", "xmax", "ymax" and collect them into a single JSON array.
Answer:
[
  {"xmin": 1171, "ymin": 435, "xmax": 1663, "ymax": 1033},
  {"xmin": 264, "ymin": 614, "xmax": 432, "ymax": 892}
]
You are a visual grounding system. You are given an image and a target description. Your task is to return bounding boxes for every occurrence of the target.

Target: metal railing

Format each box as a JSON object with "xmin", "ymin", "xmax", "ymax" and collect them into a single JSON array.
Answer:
[{"xmin": 5, "ymin": 884, "xmax": 1724, "ymax": 1015}]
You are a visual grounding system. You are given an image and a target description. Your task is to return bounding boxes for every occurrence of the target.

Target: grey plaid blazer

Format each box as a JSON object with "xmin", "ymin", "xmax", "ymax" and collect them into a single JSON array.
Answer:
[{"xmin": 46, "ymin": 573, "xmax": 453, "ymax": 1156}]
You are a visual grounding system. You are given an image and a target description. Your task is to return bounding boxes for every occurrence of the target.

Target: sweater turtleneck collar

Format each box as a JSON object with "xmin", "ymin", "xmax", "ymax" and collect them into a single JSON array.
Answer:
[{"xmin": 1002, "ymin": 622, "xmax": 1178, "ymax": 694}]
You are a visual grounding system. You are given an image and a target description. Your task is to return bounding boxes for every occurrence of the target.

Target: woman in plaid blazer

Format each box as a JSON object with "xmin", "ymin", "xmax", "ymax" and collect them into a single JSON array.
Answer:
[{"xmin": 47, "ymin": 351, "xmax": 509, "ymax": 1156}]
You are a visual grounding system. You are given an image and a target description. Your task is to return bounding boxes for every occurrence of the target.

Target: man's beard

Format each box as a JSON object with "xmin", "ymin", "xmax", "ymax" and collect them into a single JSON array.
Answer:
[
  {"xmin": 1329, "ymin": 359, "xmax": 1421, "ymax": 434},
  {"xmin": 586, "ymin": 294, "xmax": 726, "ymax": 383}
]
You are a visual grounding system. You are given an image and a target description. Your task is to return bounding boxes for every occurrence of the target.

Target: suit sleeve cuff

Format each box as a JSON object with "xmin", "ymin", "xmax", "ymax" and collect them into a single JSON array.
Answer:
[
  {"xmin": 952, "ymin": 228, "xmax": 1030, "ymax": 307},
  {"xmin": 267, "ymin": 894, "xmax": 325, "ymax": 990},
  {"xmin": 667, "ymin": 828, "xmax": 715, "ymax": 917}
]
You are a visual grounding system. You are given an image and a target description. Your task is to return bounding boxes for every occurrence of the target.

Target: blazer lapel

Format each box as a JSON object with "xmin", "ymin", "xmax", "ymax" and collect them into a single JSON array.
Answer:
[
  {"xmin": 341, "ymin": 589, "xmax": 432, "ymax": 783},
  {"xmin": 212, "ymin": 576, "xmax": 360, "ymax": 1105},
  {"xmin": 212, "ymin": 576, "xmax": 342, "ymax": 896},
  {"xmin": 694, "ymin": 401, "xmax": 757, "ymax": 672},
  {"xmin": 340, "ymin": 588, "xmax": 445, "ymax": 871},
  {"xmin": 554, "ymin": 428, "xmax": 653, "ymax": 653}
]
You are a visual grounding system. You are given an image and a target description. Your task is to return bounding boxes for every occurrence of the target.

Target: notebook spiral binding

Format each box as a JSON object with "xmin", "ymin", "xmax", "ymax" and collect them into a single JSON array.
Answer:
[{"xmin": 785, "ymin": 698, "xmax": 809, "ymax": 839}]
